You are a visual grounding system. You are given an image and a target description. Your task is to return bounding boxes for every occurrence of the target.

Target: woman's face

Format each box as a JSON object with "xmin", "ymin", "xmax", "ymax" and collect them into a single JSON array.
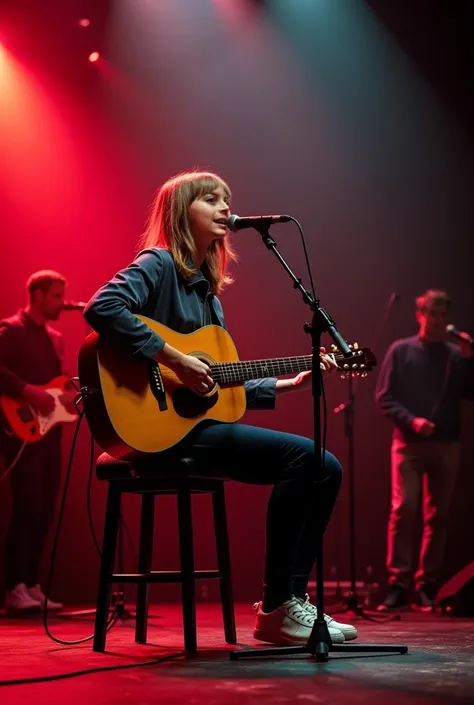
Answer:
[{"xmin": 188, "ymin": 184, "xmax": 231, "ymax": 248}]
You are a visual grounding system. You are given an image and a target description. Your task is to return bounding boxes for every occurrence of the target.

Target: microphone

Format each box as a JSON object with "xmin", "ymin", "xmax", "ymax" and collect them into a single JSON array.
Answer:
[
  {"xmin": 225, "ymin": 213, "xmax": 291, "ymax": 232},
  {"xmin": 62, "ymin": 300, "xmax": 87, "ymax": 311},
  {"xmin": 446, "ymin": 324, "xmax": 473, "ymax": 345}
]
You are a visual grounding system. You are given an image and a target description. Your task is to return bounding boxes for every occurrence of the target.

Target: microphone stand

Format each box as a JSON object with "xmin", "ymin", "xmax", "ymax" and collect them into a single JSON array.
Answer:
[
  {"xmin": 332, "ymin": 292, "xmax": 400, "ymax": 621},
  {"xmin": 230, "ymin": 228, "xmax": 407, "ymax": 662}
]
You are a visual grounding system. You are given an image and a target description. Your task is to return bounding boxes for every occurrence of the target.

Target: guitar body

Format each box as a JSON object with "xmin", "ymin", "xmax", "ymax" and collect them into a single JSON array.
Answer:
[
  {"xmin": 0, "ymin": 375, "xmax": 78, "ymax": 443},
  {"xmin": 78, "ymin": 315, "xmax": 376, "ymax": 461},
  {"xmin": 78, "ymin": 317, "xmax": 247, "ymax": 460}
]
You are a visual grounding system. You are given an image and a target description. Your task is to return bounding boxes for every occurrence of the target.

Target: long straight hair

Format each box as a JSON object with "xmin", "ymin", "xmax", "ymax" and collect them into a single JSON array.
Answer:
[{"xmin": 138, "ymin": 170, "xmax": 237, "ymax": 294}]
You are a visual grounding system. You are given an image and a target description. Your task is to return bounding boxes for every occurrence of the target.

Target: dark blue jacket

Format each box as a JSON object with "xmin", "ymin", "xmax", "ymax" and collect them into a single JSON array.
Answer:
[{"xmin": 84, "ymin": 248, "xmax": 277, "ymax": 410}]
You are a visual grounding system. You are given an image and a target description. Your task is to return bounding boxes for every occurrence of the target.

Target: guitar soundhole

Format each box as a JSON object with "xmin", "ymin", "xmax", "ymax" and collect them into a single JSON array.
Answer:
[{"xmin": 172, "ymin": 387, "xmax": 219, "ymax": 419}]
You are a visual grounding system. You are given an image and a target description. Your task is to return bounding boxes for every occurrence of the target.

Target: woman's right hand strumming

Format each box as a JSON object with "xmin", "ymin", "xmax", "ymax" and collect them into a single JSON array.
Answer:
[{"xmin": 156, "ymin": 344, "xmax": 213, "ymax": 393}]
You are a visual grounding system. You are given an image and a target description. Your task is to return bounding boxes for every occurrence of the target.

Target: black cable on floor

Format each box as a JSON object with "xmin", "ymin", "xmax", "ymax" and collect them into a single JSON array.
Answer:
[{"xmin": 0, "ymin": 651, "xmax": 185, "ymax": 687}]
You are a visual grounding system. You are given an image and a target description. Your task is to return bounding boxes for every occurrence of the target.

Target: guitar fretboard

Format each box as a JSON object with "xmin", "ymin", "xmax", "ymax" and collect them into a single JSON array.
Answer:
[
  {"xmin": 210, "ymin": 356, "xmax": 313, "ymax": 384},
  {"xmin": 209, "ymin": 352, "xmax": 361, "ymax": 385}
]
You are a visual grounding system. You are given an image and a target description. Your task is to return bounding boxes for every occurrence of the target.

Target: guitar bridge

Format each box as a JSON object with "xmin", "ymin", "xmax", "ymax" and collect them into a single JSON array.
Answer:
[{"xmin": 149, "ymin": 361, "xmax": 168, "ymax": 412}]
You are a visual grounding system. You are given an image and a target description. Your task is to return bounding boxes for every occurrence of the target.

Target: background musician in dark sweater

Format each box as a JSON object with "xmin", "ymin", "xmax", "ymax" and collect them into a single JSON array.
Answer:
[
  {"xmin": 375, "ymin": 289, "xmax": 474, "ymax": 611},
  {"xmin": 0, "ymin": 271, "xmax": 67, "ymax": 612}
]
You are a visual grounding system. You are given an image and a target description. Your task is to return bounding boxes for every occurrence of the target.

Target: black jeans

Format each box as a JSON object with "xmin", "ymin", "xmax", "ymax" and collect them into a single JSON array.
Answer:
[
  {"xmin": 159, "ymin": 422, "xmax": 343, "ymax": 609},
  {"xmin": 4, "ymin": 428, "xmax": 61, "ymax": 590}
]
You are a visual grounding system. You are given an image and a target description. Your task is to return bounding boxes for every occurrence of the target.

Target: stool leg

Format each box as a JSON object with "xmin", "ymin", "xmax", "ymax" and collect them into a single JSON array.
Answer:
[
  {"xmin": 177, "ymin": 487, "xmax": 197, "ymax": 654},
  {"xmin": 135, "ymin": 493, "xmax": 155, "ymax": 644},
  {"xmin": 212, "ymin": 484, "xmax": 237, "ymax": 644},
  {"xmin": 94, "ymin": 483, "xmax": 121, "ymax": 652}
]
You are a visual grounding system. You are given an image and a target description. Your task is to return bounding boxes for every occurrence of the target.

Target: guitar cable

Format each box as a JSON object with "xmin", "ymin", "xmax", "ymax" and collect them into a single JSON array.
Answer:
[
  {"xmin": 42, "ymin": 393, "xmax": 121, "ymax": 645},
  {"xmin": 0, "ymin": 439, "xmax": 27, "ymax": 484},
  {"xmin": 70, "ymin": 376, "xmax": 120, "ymax": 559},
  {"xmin": 42, "ymin": 380, "xmax": 137, "ymax": 646}
]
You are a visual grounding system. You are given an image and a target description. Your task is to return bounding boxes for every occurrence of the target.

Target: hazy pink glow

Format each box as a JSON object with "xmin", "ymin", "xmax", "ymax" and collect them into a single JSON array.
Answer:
[
  {"xmin": 0, "ymin": 45, "xmax": 80, "ymax": 230},
  {"xmin": 211, "ymin": 0, "xmax": 256, "ymax": 25}
]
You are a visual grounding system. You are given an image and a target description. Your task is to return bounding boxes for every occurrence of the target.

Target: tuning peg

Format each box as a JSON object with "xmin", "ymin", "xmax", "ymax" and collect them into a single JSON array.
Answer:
[
  {"xmin": 353, "ymin": 342, "xmax": 359, "ymax": 350},
  {"xmin": 331, "ymin": 344, "xmax": 338, "ymax": 351}
]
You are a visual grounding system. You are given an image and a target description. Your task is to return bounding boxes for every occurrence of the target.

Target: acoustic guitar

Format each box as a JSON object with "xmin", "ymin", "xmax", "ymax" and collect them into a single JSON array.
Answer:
[
  {"xmin": 0, "ymin": 375, "xmax": 78, "ymax": 443},
  {"xmin": 78, "ymin": 316, "xmax": 376, "ymax": 460}
]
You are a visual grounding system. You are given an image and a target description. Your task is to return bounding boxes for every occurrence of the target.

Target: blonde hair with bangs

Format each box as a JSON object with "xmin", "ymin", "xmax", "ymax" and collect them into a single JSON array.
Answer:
[{"xmin": 139, "ymin": 170, "xmax": 237, "ymax": 294}]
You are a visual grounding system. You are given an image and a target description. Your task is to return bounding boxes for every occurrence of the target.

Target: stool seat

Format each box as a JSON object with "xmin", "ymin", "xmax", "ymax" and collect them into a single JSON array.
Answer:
[
  {"xmin": 96, "ymin": 452, "xmax": 198, "ymax": 481},
  {"xmin": 92, "ymin": 452, "xmax": 236, "ymax": 654}
]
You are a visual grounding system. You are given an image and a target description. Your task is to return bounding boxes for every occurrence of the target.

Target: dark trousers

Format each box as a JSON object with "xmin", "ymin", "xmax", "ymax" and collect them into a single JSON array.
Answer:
[
  {"xmin": 4, "ymin": 428, "xmax": 61, "ymax": 590},
  {"xmin": 387, "ymin": 439, "xmax": 460, "ymax": 590},
  {"xmin": 154, "ymin": 421, "xmax": 343, "ymax": 606}
]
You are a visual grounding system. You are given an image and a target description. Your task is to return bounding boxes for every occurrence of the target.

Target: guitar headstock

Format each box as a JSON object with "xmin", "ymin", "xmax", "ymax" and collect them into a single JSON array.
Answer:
[{"xmin": 330, "ymin": 343, "xmax": 377, "ymax": 378}]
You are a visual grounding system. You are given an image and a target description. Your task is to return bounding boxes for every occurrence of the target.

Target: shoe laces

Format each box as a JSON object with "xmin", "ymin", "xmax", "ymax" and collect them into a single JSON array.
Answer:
[
  {"xmin": 282, "ymin": 598, "xmax": 314, "ymax": 626},
  {"xmin": 297, "ymin": 594, "xmax": 333, "ymax": 624},
  {"xmin": 254, "ymin": 598, "xmax": 314, "ymax": 626}
]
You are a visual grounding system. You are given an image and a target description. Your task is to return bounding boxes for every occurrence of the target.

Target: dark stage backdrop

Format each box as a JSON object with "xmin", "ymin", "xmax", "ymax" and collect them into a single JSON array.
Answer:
[{"xmin": 0, "ymin": 0, "xmax": 472, "ymax": 605}]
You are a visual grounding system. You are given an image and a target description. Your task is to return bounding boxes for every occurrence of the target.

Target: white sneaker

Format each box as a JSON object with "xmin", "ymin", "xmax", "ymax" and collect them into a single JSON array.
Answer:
[
  {"xmin": 297, "ymin": 594, "xmax": 358, "ymax": 641},
  {"xmin": 27, "ymin": 585, "xmax": 64, "ymax": 611},
  {"xmin": 5, "ymin": 583, "xmax": 41, "ymax": 613},
  {"xmin": 253, "ymin": 597, "xmax": 345, "ymax": 646}
]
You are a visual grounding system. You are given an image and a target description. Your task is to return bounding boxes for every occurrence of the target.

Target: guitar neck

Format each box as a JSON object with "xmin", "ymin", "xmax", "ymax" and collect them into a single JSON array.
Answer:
[{"xmin": 210, "ymin": 355, "xmax": 318, "ymax": 385}]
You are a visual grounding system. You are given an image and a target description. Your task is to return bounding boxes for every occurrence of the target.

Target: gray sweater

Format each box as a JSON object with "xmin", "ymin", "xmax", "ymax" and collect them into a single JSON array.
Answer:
[{"xmin": 375, "ymin": 335, "xmax": 474, "ymax": 442}]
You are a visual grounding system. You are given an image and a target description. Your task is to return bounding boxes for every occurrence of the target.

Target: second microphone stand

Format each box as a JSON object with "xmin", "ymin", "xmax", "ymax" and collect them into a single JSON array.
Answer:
[
  {"xmin": 332, "ymin": 292, "xmax": 400, "ymax": 620},
  {"xmin": 230, "ymin": 224, "xmax": 407, "ymax": 662}
]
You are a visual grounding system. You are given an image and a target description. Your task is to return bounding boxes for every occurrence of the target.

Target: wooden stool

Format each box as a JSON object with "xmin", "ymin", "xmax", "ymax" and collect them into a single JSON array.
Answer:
[{"xmin": 93, "ymin": 453, "xmax": 236, "ymax": 654}]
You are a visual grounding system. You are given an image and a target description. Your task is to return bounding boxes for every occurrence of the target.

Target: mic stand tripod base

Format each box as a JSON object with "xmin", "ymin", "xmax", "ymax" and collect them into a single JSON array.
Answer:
[
  {"xmin": 231, "ymin": 621, "xmax": 408, "ymax": 662},
  {"xmin": 60, "ymin": 512, "xmax": 161, "ymax": 622},
  {"xmin": 112, "ymin": 595, "xmax": 137, "ymax": 622},
  {"xmin": 231, "ymin": 643, "xmax": 408, "ymax": 662},
  {"xmin": 331, "ymin": 591, "xmax": 399, "ymax": 622},
  {"xmin": 110, "ymin": 590, "xmax": 161, "ymax": 623},
  {"xmin": 58, "ymin": 590, "xmax": 161, "ymax": 622}
]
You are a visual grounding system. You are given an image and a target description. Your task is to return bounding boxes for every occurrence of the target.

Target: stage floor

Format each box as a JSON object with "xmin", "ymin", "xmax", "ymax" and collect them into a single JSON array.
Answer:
[{"xmin": 0, "ymin": 603, "xmax": 473, "ymax": 704}]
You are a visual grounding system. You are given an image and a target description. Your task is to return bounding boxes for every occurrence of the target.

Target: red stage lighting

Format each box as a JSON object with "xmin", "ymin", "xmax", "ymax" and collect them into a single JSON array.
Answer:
[
  {"xmin": 79, "ymin": 18, "xmax": 90, "ymax": 28},
  {"xmin": 88, "ymin": 51, "xmax": 100, "ymax": 63}
]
